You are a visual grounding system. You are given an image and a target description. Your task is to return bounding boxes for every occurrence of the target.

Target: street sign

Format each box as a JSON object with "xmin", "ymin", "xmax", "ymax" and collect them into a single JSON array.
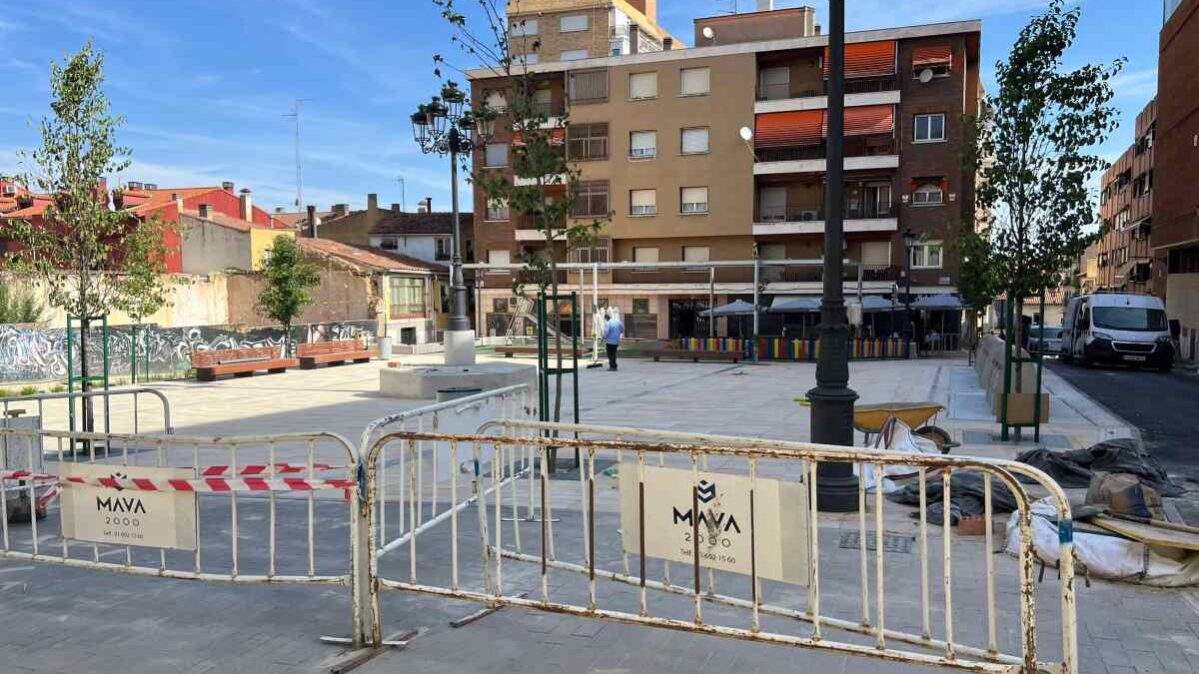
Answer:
[
  {"xmin": 60, "ymin": 464, "xmax": 197, "ymax": 550},
  {"xmin": 619, "ymin": 464, "xmax": 809, "ymax": 585}
]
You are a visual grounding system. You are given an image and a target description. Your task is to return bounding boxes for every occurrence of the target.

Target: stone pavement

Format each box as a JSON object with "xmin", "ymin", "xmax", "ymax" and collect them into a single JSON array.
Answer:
[{"xmin": 2, "ymin": 354, "xmax": 1198, "ymax": 674}]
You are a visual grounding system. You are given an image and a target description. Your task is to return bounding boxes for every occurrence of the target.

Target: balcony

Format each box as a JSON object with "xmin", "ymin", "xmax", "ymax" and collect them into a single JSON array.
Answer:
[
  {"xmin": 753, "ymin": 203, "xmax": 898, "ymax": 236},
  {"xmin": 755, "ymin": 77, "xmax": 901, "ymax": 114},
  {"xmin": 513, "ymin": 173, "xmax": 568, "ymax": 187},
  {"xmin": 754, "ymin": 137, "xmax": 899, "ymax": 175}
]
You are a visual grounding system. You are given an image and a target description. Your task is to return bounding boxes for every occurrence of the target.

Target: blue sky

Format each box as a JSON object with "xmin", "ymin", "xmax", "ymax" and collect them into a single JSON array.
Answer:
[{"xmin": 0, "ymin": 0, "xmax": 1162, "ymax": 213}]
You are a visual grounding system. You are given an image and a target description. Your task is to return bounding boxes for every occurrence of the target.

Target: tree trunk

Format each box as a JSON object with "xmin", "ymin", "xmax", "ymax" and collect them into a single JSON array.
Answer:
[{"xmin": 79, "ymin": 316, "xmax": 94, "ymax": 434}]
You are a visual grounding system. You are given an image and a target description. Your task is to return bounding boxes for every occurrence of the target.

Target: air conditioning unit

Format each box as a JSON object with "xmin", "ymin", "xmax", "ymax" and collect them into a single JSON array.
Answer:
[
  {"xmin": 800, "ymin": 210, "xmax": 819, "ymax": 221},
  {"xmin": 2, "ymin": 185, "xmax": 15, "ymax": 196}
]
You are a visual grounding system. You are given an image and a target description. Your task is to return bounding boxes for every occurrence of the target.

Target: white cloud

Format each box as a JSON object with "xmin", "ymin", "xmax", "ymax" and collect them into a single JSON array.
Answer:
[{"xmin": 1109, "ymin": 68, "xmax": 1157, "ymax": 101}]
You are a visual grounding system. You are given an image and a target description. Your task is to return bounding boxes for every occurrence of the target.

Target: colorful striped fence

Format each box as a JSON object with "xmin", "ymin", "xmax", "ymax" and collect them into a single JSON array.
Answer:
[{"xmin": 678, "ymin": 336, "xmax": 914, "ymax": 361}]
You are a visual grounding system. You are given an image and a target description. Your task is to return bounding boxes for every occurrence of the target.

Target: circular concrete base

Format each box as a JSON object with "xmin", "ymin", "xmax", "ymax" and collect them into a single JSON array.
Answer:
[{"xmin": 379, "ymin": 362, "xmax": 537, "ymax": 400}]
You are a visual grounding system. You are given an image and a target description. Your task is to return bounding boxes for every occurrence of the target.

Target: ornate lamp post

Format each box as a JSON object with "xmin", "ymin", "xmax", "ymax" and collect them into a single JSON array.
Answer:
[
  {"xmin": 902, "ymin": 227, "xmax": 916, "ymax": 354},
  {"xmin": 807, "ymin": 0, "xmax": 858, "ymax": 512},
  {"xmin": 411, "ymin": 83, "xmax": 496, "ymax": 365}
]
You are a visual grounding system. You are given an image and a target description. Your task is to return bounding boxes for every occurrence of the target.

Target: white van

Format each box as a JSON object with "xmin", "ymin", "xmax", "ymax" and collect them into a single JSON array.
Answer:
[{"xmin": 1060, "ymin": 293, "xmax": 1174, "ymax": 371}]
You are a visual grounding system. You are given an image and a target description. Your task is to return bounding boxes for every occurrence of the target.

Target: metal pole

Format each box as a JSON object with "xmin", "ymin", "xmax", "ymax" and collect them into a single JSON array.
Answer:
[
  {"xmin": 904, "ymin": 249, "xmax": 913, "ymax": 357},
  {"xmin": 709, "ymin": 267, "xmax": 716, "ymax": 339},
  {"xmin": 806, "ymin": 0, "xmax": 858, "ymax": 512},
  {"xmin": 752, "ymin": 254, "xmax": 760, "ymax": 363},
  {"xmin": 447, "ymin": 128, "xmax": 470, "ymax": 333}
]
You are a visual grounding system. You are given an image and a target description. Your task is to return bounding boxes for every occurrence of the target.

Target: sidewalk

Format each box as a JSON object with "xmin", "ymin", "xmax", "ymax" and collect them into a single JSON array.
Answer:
[{"xmin": 2, "ymin": 354, "xmax": 1197, "ymax": 674}]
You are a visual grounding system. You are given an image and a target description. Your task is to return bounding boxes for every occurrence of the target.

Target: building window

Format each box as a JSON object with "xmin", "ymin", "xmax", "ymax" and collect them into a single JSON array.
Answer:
[
  {"xmin": 530, "ymin": 87, "xmax": 553, "ymax": 115},
  {"xmin": 571, "ymin": 180, "xmax": 610, "ymax": 217},
  {"xmin": 680, "ymin": 127, "xmax": 710, "ymax": 155},
  {"xmin": 758, "ymin": 187, "xmax": 787, "ymax": 221},
  {"xmin": 379, "ymin": 238, "xmax": 398, "ymax": 250},
  {"xmin": 633, "ymin": 247, "xmax": 659, "ymax": 263},
  {"xmin": 629, "ymin": 71, "xmax": 658, "ymax": 100},
  {"xmin": 914, "ymin": 113, "xmax": 946, "ymax": 143},
  {"xmin": 568, "ymin": 69, "xmax": 608, "ymax": 103},
  {"xmin": 682, "ymin": 245, "xmax": 710, "ymax": 263},
  {"xmin": 910, "ymin": 241, "xmax": 944, "ymax": 269},
  {"xmin": 560, "ymin": 14, "xmax": 588, "ymax": 32},
  {"xmin": 680, "ymin": 67, "xmax": 711, "ymax": 96},
  {"xmin": 483, "ymin": 89, "xmax": 508, "ymax": 113},
  {"xmin": 510, "ymin": 18, "xmax": 538, "ymax": 37},
  {"xmin": 516, "ymin": 53, "xmax": 539, "ymax": 66},
  {"xmin": 633, "ymin": 298, "xmax": 650, "ymax": 314},
  {"xmin": 567, "ymin": 122, "xmax": 609, "ymax": 161},
  {"xmin": 629, "ymin": 130, "xmax": 657, "ymax": 158},
  {"xmin": 561, "ymin": 49, "xmax": 589, "ymax": 62},
  {"xmin": 1115, "ymin": 207, "xmax": 1130, "ymax": 228},
  {"xmin": 388, "ymin": 277, "xmax": 427, "ymax": 318},
  {"xmin": 484, "ymin": 143, "xmax": 509, "ymax": 168},
  {"xmin": 912, "ymin": 183, "xmax": 944, "ymax": 206},
  {"xmin": 860, "ymin": 241, "xmax": 891, "ymax": 267},
  {"xmin": 569, "ymin": 237, "xmax": 611, "ymax": 263},
  {"xmin": 630, "ymin": 189, "xmax": 657, "ymax": 216},
  {"xmin": 434, "ymin": 238, "xmax": 450, "ymax": 260},
  {"xmin": 758, "ymin": 66, "xmax": 790, "ymax": 100},
  {"xmin": 486, "ymin": 198, "xmax": 509, "ymax": 221},
  {"xmin": 487, "ymin": 249, "xmax": 511, "ymax": 273},
  {"xmin": 680, "ymin": 187, "xmax": 709, "ymax": 214}
]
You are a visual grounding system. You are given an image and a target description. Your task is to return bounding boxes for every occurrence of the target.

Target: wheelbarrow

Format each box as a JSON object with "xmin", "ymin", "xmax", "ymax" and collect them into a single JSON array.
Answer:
[{"xmin": 853, "ymin": 402, "xmax": 959, "ymax": 454}]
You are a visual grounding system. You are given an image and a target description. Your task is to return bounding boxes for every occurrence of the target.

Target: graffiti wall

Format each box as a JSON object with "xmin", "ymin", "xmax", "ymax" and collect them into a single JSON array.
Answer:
[{"xmin": 0, "ymin": 320, "xmax": 376, "ymax": 383}]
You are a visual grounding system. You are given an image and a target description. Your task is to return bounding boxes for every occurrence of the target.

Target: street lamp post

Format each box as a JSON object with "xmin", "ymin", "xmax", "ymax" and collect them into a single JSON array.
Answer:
[
  {"xmin": 903, "ymin": 227, "xmax": 916, "ymax": 357},
  {"xmin": 411, "ymin": 84, "xmax": 496, "ymax": 365},
  {"xmin": 807, "ymin": 0, "xmax": 858, "ymax": 512}
]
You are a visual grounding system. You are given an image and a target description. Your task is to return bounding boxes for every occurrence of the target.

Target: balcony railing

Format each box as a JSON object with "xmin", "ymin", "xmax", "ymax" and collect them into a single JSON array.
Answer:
[
  {"xmin": 756, "ymin": 137, "xmax": 897, "ymax": 163},
  {"xmin": 757, "ymin": 201, "xmax": 896, "ymax": 223},
  {"xmin": 754, "ymin": 76, "xmax": 899, "ymax": 101}
]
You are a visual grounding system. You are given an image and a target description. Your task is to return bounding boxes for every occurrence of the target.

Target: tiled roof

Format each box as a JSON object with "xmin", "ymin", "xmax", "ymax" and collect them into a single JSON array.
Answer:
[
  {"xmin": 181, "ymin": 209, "xmax": 273, "ymax": 233},
  {"xmin": 123, "ymin": 186, "xmax": 220, "ymax": 214},
  {"xmin": 370, "ymin": 211, "xmax": 473, "ymax": 236},
  {"xmin": 298, "ymin": 238, "xmax": 446, "ymax": 274},
  {"xmin": 274, "ymin": 210, "xmax": 338, "ymax": 228}
]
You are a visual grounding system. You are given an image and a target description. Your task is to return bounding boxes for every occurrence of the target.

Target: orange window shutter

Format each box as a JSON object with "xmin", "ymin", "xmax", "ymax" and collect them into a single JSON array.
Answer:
[
  {"xmin": 823, "ymin": 41, "xmax": 897, "ymax": 79},
  {"xmin": 823, "ymin": 105, "xmax": 895, "ymax": 137},
  {"xmin": 912, "ymin": 45, "xmax": 953, "ymax": 68},
  {"xmin": 754, "ymin": 110, "xmax": 825, "ymax": 148}
]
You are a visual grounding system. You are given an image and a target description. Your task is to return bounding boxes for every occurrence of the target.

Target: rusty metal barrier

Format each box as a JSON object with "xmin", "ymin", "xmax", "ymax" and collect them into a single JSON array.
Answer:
[
  {"xmin": 0, "ymin": 427, "xmax": 377, "ymax": 647},
  {"xmin": 1, "ymin": 387, "xmax": 174, "ymax": 436},
  {"xmin": 363, "ymin": 426, "xmax": 1077, "ymax": 674}
]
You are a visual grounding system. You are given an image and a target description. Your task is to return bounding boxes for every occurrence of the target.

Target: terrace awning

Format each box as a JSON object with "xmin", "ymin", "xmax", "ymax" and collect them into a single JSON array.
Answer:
[{"xmin": 823, "ymin": 41, "xmax": 897, "ymax": 79}]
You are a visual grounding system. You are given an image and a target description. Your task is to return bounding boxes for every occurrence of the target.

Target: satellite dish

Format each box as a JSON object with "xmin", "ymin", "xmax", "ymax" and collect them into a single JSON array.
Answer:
[
  {"xmin": 739, "ymin": 126, "xmax": 753, "ymax": 142},
  {"xmin": 702, "ymin": 26, "xmax": 715, "ymax": 41},
  {"xmin": 918, "ymin": 68, "xmax": 934, "ymax": 84}
]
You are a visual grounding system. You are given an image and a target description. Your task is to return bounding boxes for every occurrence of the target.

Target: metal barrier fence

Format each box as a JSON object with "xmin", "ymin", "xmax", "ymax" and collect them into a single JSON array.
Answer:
[
  {"xmin": 1, "ymin": 388, "xmax": 174, "ymax": 436},
  {"xmin": 0, "ymin": 426, "xmax": 373, "ymax": 646},
  {"xmin": 363, "ymin": 423, "xmax": 1076, "ymax": 674}
]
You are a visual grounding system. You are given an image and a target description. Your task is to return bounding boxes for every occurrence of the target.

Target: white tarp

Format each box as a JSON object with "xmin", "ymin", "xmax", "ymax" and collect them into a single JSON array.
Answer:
[{"xmin": 856, "ymin": 417, "xmax": 940, "ymax": 494}]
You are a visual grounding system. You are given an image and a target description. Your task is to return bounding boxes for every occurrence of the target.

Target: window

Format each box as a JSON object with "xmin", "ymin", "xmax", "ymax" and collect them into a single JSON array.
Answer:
[
  {"xmin": 758, "ymin": 66, "xmax": 790, "ymax": 100},
  {"xmin": 629, "ymin": 72, "xmax": 657, "ymax": 100},
  {"xmin": 515, "ymin": 53, "xmax": 539, "ymax": 66},
  {"xmin": 483, "ymin": 89, "xmax": 508, "ymax": 113},
  {"xmin": 680, "ymin": 187, "xmax": 709, "ymax": 214},
  {"xmin": 569, "ymin": 238, "xmax": 611, "ymax": 263},
  {"xmin": 630, "ymin": 189, "xmax": 657, "ymax": 216},
  {"xmin": 633, "ymin": 247, "xmax": 659, "ymax": 263},
  {"xmin": 629, "ymin": 130, "xmax": 656, "ymax": 158},
  {"xmin": 860, "ymin": 241, "xmax": 891, "ymax": 267},
  {"xmin": 633, "ymin": 298, "xmax": 650, "ymax": 314},
  {"xmin": 568, "ymin": 69, "xmax": 608, "ymax": 103},
  {"xmin": 487, "ymin": 249, "xmax": 511, "ymax": 273},
  {"xmin": 510, "ymin": 18, "xmax": 538, "ymax": 36},
  {"xmin": 910, "ymin": 241, "xmax": 944, "ymax": 269},
  {"xmin": 486, "ymin": 198, "xmax": 509, "ymax": 221},
  {"xmin": 912, "ymin": 183, "xmax": 944, "ymax": 206},
  {"xmin": 560, "ymin": 14, "xmax": 588, "ymax": 32},
  {"xmin": 567, "ymin": 123, "xmax": 608, "ymax": 161},
  {"xmin": 388, "ymin": 277, "xmax": 427, "ymax": 317},
  {"xmin": 571, "ymin": 180, "xmax": 610, "ymax": 217},
  {"xmin": 531, "ymin": 87, "xmax": 552, "ymax": 115},
  {"xmin": 561, "ymin": 49, "xmax": 589, "ymax": 61},
  {"xmin": 681, "ymin": 127, "xmax": 710, "ymax": 155},
  {"xmin": 914, "ymin": 113, "xmax": 946, "ymax": 143},
  {"xmin": 682, "ymin": 246, "xmax": 710, "ymax": 262},
  {"xmin": 759, "ymin": 243, "xmax": 786, "ymax": 260},
  {"xmin": 379, "ymin": 238, "xmax": 398, "ymax": 250},
  {"xmin": 484, "ymin": 143, "xmax": 509, "ymax": 168},
  {"xmin": 759, "ymin": 186, "xmax": 787, "ymax": 221},
  {"xmin": 680, "ymin": 67, "xmax": 710, "ymax": 95}
]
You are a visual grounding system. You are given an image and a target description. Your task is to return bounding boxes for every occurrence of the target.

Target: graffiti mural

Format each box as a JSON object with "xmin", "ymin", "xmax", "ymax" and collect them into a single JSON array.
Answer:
[{"xmin": 0, "ymin": 320, "xmax": 376, "ymax": 384}]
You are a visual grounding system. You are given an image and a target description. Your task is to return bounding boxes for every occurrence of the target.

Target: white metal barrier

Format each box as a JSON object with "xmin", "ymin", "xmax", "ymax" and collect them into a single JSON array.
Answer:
[
  {"xmin": 1, "ymin": 388, "xmax": 174, "ymax": 436},
  {"xmin": 363, "ymin": 424, "xmax": 1076, "ymax": 674}
]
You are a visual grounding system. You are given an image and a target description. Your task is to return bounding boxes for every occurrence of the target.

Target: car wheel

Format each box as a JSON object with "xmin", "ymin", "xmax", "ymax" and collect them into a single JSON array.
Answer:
[{"xmin": 1158, "ymin": 363, "xmax": 1173, "ymax": 373}]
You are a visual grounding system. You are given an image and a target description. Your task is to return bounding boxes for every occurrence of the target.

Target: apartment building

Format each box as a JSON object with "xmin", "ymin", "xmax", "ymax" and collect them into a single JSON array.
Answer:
[
  {"xmin": 1090, "ymin": 99, "xmax": 1156, "ymax": 294},
  {"xmin": 470, "ymin": 7, "xmax": 981, "ymax": 340},
  {"xmin": 1155, "ymin": 0, "xmax": 1199, "ymax": 360},
  {"xmin": 507, "ymin": 0, "xmax": 681, "ymax": 65}
]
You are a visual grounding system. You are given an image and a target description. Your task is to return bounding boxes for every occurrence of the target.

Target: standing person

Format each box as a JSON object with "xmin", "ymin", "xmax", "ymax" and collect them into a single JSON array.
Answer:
[{"xmin": 603, "ymin": 309, "xmax": 624, "ymax": 371}]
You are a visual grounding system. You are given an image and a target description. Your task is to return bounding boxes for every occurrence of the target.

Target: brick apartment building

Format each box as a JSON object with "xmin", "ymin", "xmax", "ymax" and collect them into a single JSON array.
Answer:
[
  {"xmin": 1155, "ymin": 0, "xmax": 1199, "ymax": 360},
  {"xmin": 1090, "ymin": 99, "xmax": 1156, "ymax": 294},
  {"xmin": 469, "ymin": 4, "xmax": 981, "ymax": 340}
]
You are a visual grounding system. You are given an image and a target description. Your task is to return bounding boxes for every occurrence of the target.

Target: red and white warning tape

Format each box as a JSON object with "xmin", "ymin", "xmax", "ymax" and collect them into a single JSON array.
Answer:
[
  {"xmin": 1, "ymin": 470, "xmax": 354, "ymax": 492},
  {"xmin": 196, "ymin": 463, "xmax": 339, "ymax": 477}
]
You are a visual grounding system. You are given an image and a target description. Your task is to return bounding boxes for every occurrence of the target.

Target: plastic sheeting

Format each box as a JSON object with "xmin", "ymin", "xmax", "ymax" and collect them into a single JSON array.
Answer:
[
  {"xmin": 855, "ymin": 417, "xmax": 939, "ymax": 494},
  {"xmin": 1015, "ymin": 438, "xmax": 1183, "ymax": 497},
  {"xmin": 1007, "ymin": 497, "xmax": 1199, "ymax": 587},
  {"xmin": 888, "ymin": 470, "xmax": 1020, "ymax": 525}
]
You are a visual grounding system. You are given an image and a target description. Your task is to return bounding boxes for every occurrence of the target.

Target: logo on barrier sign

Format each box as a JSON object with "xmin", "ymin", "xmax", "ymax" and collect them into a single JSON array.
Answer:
[
  {"xmin": 697, "ymin": 479, "xmax": 716, "ymax": 504},
  {"xmin": 61, "ymin": 464, "xmax": 196, "ymax": 551}
]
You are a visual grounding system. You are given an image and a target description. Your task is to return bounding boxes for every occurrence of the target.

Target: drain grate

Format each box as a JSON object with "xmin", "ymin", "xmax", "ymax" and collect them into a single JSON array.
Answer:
[{"xmin": 838, "ymin": 530, "xmax": 915, "ymax": 554}]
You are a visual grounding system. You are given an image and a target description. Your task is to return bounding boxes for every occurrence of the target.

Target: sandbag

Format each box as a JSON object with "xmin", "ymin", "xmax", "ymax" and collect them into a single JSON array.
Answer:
[
  {"xmin": 888, "ymin": 470, "xmax": 1019, "ymax": 525},
  {"xmin": 1016, "ymin": 438, "xmax": 1182, "ymax": 497}
]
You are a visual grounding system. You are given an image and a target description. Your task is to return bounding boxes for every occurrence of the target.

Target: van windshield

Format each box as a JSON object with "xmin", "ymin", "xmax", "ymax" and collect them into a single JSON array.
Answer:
[{"xmin": 1092, "ymin": 307, "xmax": 1167, "ymax": 331}]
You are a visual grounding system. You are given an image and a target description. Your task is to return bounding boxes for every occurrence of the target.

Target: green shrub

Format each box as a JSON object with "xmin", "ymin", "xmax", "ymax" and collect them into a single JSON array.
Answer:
[
  {"xmin": 0, "ymin": 389, "xmax": 12, "ymax": 399},
  {"xmin": 49, "ymin": 384, "xmax": 66, "ymax": 393},
  {"xmin": 0, "ymin": 283, "xmax": 44, "ymax": 324},
  {"xmin": 18, "ymin": 386, "xmax": 37, "ymax": 396}
]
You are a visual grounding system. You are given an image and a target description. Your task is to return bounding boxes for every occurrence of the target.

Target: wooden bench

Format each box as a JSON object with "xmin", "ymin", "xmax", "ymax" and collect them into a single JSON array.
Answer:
[
  {"xmin": 495, "ymin": 345, "xmax": 582, "ymax": 359},
  {"xmin": 191, "ymin": 346, "xmax": 299, "ymax": 382},
  {"xmin": 644, "ymin": 348, "xmax": 741, "ymax": 363},
  {"xmin": 297, "ymin": 339, "xmax": 379, "ymax": 369}
]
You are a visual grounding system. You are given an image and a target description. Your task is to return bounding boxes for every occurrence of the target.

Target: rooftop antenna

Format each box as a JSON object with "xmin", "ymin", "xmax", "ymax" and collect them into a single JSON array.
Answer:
[
  {"xmin": 283, "ymin": 98, "xmax": 311, "ymax": 209},
  {"xmin": 398, "ymin": 176, "xmax": 406, "ymax": 212}
]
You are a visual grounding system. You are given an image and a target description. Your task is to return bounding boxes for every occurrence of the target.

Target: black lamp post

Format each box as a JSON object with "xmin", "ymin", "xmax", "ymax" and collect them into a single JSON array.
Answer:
[
  {"xmin": 411, "ymin": 84, "xmax": 496, "ymax": 359},
  {"xmin": 902, "ymin": 227, "xmax": 916, "ymax": 354},
  {"xmin": 807, "ymin": 0, "xmax": 858, "ymax": 512}
]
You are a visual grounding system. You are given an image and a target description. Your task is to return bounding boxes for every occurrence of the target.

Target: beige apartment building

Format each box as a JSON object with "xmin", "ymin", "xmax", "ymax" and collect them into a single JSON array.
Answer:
[
  {"xmin": 507, "ymin": 0, "xmax": 681, "ymax": 65},
  {"xmin": 471, "ymin": 4, "xmax": 981, "ymax": 340}
]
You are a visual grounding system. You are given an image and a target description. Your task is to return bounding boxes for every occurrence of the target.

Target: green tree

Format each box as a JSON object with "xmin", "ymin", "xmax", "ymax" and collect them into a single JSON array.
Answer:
[
  {"xmin": 433, "ymin": 0, "xmax": 608, "ymax": 431},
  {"xmin": 5, "ymin": 41, "xmax": 180, "ymax": 426},
  {"xmin": 0, "ymin": 281, "xmax": 44, "ymax": 324},
  {"xmin": 116, "ymin": 213, "xmax": 189, "ymax": 381},
  {"xmin": 255, "ymin": 236, "xmax": 320, "ymax": 356},
  {"xmin": 967, "ymin": 0, "xmax": 1122, "ymax": 385},
  {"xmin": 955, "ymin": 227, "xmax": 1000, "ymax": 350}
]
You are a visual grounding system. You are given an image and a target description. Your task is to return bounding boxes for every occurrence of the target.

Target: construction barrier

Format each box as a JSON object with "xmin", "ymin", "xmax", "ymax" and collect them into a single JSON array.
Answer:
[
  {"xmin": 679, "ymin": 336, "xmax": 915, "ymax": 361},
  {"xmin": 362, "ymin": 420, "xmax": 1077, "ymax": 674},
  {"xmin": 1, "ymin": 387, "xmax": 174, "ymax": 436}
]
